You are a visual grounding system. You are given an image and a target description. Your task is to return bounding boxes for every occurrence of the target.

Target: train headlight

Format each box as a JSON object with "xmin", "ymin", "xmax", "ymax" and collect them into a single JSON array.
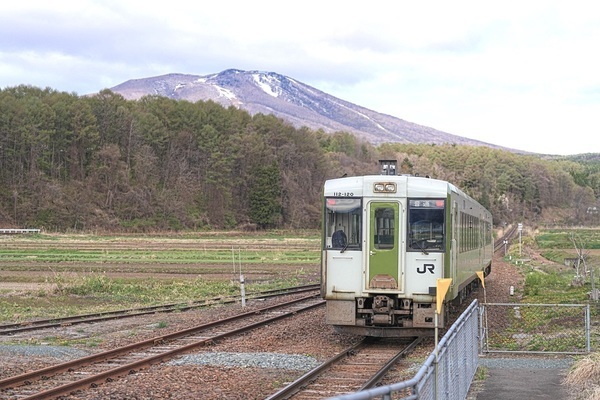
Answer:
[{"xmin": 374, "ymin": 182, "xmax": 397, "ymax": 193}]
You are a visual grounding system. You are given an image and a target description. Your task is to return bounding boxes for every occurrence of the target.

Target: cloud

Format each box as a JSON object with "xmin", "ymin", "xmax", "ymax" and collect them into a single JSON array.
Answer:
[{"xmin": 0, "ymin": 0, "xmax": 598, "ymax": 154}]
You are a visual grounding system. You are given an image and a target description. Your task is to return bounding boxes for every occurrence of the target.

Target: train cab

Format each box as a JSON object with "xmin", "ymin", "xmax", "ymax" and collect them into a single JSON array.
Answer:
[{"xmin": 321, "ymin": 160, "xmax": 492, "ymax": 337}]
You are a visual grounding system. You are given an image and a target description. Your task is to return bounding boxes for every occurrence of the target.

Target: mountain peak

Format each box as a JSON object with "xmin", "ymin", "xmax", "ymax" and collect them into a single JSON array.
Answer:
[{"xmin": 109, "ymin": 69, "xmax": 500, "ymax": 148}]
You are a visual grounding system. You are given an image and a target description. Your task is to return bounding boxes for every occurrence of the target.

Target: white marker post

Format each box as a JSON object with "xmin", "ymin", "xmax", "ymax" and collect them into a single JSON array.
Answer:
[
  {"xmin": 238, "ymin": 248, "xmax": 246, "ymax": 307},
  {"xmin": 232, "ymin": 247, "xmax": 246, "ymax": 307},
  {"xmin": 240, "ymin": 273, "xmax": 246, "ymax": 307}
]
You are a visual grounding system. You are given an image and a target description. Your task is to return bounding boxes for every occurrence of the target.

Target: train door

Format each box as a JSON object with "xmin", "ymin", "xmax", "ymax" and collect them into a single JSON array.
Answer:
[{"xmin": 367, "ymin": 202, "xmax": 402, "ymax": 291}]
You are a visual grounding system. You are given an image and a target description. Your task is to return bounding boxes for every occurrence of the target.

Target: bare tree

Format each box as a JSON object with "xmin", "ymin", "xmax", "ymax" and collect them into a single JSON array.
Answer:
[{"xmin": 569, "ymin": 232, "xmax": 598, "ymax": 300}]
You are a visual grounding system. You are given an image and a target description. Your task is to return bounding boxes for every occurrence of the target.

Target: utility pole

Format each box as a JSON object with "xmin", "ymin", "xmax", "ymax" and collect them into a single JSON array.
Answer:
[{"xmin": 518, "ymin": 223, "xmax": 523, "ymax": 257}]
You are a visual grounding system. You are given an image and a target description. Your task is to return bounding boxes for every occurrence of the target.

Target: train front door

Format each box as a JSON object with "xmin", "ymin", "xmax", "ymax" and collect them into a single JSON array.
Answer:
[{"xmin": 367, "ymin": 202, "xmax": 401, "ymax": 290}]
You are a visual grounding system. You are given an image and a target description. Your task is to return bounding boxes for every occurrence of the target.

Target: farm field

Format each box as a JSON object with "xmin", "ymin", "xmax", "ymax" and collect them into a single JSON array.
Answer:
[
  {"xmin": 523, "ymin": 227, "xmax": 600, "ymax": 303},
  {"xmin": 1, "ymin": 227, "xmax": 599, "ymax": 323},
  {"xmin": 0, "ymin": 231, "xmax": 321, "ymax": 322}
]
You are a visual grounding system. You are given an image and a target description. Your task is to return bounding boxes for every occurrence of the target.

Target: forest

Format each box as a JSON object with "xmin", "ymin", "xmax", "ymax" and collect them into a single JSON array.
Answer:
[{"xmin": 1, "ymin": 85, "xmax": 599, "ymax": 232}]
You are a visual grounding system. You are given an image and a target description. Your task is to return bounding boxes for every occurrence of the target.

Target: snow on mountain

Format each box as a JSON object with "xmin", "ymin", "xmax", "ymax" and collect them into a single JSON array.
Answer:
[{"xmin": 109, "ymin": 69, "xmax": 502, "ymax": 148}]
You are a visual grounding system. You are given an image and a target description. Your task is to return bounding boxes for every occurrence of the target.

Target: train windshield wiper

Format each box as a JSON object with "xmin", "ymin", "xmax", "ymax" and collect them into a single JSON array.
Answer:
[
  {"xmin": 340, "ymin": 242, "xmax": 349, "ymax": 253},
  {"xmin": 413, "ymin": 239, "xmax": 429, "ymax": 255}
]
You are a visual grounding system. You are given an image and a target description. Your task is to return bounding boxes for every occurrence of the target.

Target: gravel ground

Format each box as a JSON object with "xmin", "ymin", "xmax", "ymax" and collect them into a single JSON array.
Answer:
[
  {"xmin": 0, "ymin": 252, "xmax": 552, "ymax": 399},
  {"xmin": 0, "ymin": 296, "xmax": 359, "ymax": 399}
]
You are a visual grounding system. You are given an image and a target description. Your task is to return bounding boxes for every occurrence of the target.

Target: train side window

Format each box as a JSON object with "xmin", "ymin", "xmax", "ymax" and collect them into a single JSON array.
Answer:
[
  {"xmin": 325, "ymin": 198, "xmax": 362, "ymax": 250},
  {"xmin": 408, "ymin": 199, "xmax": 445, "ymax": 252}
]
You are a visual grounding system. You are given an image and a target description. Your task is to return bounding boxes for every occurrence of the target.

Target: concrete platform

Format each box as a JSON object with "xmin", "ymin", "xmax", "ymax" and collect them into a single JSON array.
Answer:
[{"xmin": 474, "ymin": 357, "xmax": 574, "ymax": 400}]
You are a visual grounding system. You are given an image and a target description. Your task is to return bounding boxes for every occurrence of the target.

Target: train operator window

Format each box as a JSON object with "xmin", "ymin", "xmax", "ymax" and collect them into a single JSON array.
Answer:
[
  {"xmin": 408, "ymin": 199, "xmax": 445, "ymax": 252},
  {"xmin": 325, "ymin": 198, "xmax": 362, "ymax": 251}
]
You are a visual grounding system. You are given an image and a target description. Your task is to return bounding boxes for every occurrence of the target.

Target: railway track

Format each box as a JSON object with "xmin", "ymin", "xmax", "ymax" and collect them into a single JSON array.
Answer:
[
  {"xmin": 266, "ymin": 337, "xmax": 422, "ymax": 400},
  {"xmin": 494, "ymin": 224, "xmax": 518, "ymax": 254},
  {"xmin": 0, "ymin": 284, "xmax": 320, "ymax": 336},
  {"xmin": 0, "ymin": 294, "xmax": 325, "ymax": 399}
]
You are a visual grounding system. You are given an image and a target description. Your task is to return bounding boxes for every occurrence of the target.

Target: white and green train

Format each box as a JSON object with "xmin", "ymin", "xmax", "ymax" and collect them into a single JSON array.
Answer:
[{"xmin": 321, "ymin": 160, "xmax": 493, "ymax": 337}]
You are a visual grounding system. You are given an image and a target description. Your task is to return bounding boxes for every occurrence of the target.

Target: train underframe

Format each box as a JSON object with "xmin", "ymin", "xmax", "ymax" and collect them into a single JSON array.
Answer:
[{"xmin": 329, "ymin": 270, "xmax": 487, "ymax": 338}]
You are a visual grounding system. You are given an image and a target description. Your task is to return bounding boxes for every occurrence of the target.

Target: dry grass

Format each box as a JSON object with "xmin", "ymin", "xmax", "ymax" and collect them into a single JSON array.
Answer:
[
  {"xmin": 564, "ymin": 352, "xmax": 600, "ymax": 399},
  {"xmin": 568, "ymin": 386, "xmax": 600, "ymax": 400}
]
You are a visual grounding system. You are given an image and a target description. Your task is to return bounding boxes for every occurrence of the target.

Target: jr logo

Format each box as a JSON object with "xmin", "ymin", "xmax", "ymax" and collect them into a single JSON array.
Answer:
[{"xmin": 417, "ymin": 264, "xmax": 435, "ymax": 274}]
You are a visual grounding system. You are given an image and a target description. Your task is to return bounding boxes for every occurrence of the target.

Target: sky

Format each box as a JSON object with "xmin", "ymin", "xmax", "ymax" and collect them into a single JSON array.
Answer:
[{"xmin": 1, "ymin": 1, "xmax": 598, "ymax": 156}]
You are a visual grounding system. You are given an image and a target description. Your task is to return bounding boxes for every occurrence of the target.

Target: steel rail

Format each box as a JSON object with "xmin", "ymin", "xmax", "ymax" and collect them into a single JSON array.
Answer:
[
  {"xmin": 265, "ymin": 337, "xmax": 422, "ymax": 400},
  {"xmin": 0, "ymin": 294, "xmax": 324, "ymax": 397},
  {"xmin": 0, "ymin": 284, "xmax": 320, "ymax": 335},
  {"xmin": 359, "ymin": 337, "xmax": 423, "ymax": 390},
  {"xmin": 264, "ymin": 341, "xmax": 367, "ymax": 400}
]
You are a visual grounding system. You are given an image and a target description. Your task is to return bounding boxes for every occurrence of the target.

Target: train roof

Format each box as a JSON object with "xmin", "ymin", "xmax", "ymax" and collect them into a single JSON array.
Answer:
[
  {"xmin": 324, "ymin": 174, "xmax": 492, "ymax": 218},
  {"xmin": 324, "ymin": 174, "xmax": 465, "ymax": 198}
]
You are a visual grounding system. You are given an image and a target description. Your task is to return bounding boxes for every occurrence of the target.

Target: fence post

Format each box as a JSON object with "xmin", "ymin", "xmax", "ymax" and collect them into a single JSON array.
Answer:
[
  {"xmin": 478, "ymin": 304, "xmax": 488, "ymax": 354},
  {"xmin": 586, "ymin": 304, "xmax": 591, "ymax": 353}
]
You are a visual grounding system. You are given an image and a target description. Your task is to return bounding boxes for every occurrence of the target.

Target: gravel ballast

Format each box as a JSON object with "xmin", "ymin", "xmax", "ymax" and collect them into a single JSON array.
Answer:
[
  {"xmin": 0, "ymin": 344, "xmax": 91, "ymax": 359},
  {"xmin": 168, "ymin": 351, "xmax": 321, "ymax": 370}
]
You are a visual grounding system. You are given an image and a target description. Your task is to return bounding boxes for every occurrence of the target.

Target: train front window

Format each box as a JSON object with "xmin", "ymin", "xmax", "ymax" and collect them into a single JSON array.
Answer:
[
  {"xmin": 325, "ymin": 198, "xmax": 362, "ymax": 250},
  {"xmin": 408, "ymin": 199, "xmax": 445, "ymax": 252}
]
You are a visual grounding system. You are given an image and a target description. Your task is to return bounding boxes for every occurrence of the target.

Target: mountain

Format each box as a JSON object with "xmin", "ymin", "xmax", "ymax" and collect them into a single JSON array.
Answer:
[{"xmin": 109, "ymin": 69, "xmax": 501, "ymax": 148}]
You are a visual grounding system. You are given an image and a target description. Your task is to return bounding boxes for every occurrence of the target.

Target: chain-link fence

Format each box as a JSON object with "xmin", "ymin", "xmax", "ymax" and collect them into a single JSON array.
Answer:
[
  {"xmin": 480, "ymin": 302, "xmax": 591, "ymax": 354},
  {"xmin": 328, "ymin": 299, "xmax": 480, "ymax": 400},
  {"xmin": 326, "ymin": 300, "xmax": 591, "ymax": 400}
]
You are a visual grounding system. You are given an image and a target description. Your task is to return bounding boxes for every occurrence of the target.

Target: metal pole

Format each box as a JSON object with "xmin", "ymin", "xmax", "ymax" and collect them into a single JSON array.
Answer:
[
  {"xmin": 518, "ymin": 223, "xmax": 523, "ymax": 257},
  {"xmin": 586, "ymin": 304, "xmax": 591, "ymax": 352},
  {"xmin": 231, "ymin": 246, "xmax": 236, "ymax": 275},
  {"xmin": 434, "ymin": 312, "xmax": 439, "ymax": 400},
  {"xmin": 590, "ymin": 261, "xmax": 597, "ymax": 300}
]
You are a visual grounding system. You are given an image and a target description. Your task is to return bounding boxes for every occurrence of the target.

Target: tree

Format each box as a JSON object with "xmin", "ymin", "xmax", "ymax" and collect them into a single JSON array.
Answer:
[
  {"xmin": 568, "ymin": 233, "xmax": 594, "ymax": 298},
  {"xmin": 249, "ymin": 162, "xmax": 282, "ymax": 229},
  {"xmin": 65, "ymin": 100, "xmax": 99, "ymax": 180}
]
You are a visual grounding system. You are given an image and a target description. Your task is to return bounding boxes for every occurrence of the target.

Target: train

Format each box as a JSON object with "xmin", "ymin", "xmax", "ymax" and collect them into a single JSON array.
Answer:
[{"xmin": 321, "ymin": 160, "xmax": 493, "ymax": 337}]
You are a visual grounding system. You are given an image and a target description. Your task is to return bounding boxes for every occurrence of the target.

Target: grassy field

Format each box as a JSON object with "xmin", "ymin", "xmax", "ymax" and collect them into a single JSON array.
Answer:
[
  {"xmin": 520, "ymin": 228, "xmax": 600, "ymax": 304},
  {"xmin": 0, "ymin": 230, "xmax": 321, "ymax": 322},
  {"xmin": 487, "ymin": 227, "xmax": 600, "ymax": 353},
  {"xmin": 532, "ymin": 228, "xmax": 600, "ymax": 398}
]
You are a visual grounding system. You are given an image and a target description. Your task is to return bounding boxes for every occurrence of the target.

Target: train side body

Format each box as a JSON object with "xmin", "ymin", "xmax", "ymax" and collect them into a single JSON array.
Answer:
[{"xmin": 321, "ymin": 174, "xmax": 492, "ymax": 337}]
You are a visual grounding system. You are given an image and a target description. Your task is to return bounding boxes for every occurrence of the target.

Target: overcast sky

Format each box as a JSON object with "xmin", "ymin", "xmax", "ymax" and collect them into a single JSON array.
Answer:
[{"xmin": 1, "ymin": 1, "xmax": 598, "ymax": 155}]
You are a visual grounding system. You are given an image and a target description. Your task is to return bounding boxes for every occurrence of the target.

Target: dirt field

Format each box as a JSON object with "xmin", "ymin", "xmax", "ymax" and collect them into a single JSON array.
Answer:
[{"xmin": 0, "ymin": 233, "xmax": 321, "ymax": 293}]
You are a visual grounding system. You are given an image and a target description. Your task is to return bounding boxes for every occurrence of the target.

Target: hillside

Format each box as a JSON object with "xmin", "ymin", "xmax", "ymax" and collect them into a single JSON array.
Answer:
[{"xmin": 0, "ymin": 85, "xmax": 598, "ymax": 232}]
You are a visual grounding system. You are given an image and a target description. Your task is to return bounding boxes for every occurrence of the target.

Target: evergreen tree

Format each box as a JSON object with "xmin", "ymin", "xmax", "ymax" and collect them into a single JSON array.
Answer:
[{"xmin": 249, "ymin": 162, "xmax": 282, "ymax": 229}]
